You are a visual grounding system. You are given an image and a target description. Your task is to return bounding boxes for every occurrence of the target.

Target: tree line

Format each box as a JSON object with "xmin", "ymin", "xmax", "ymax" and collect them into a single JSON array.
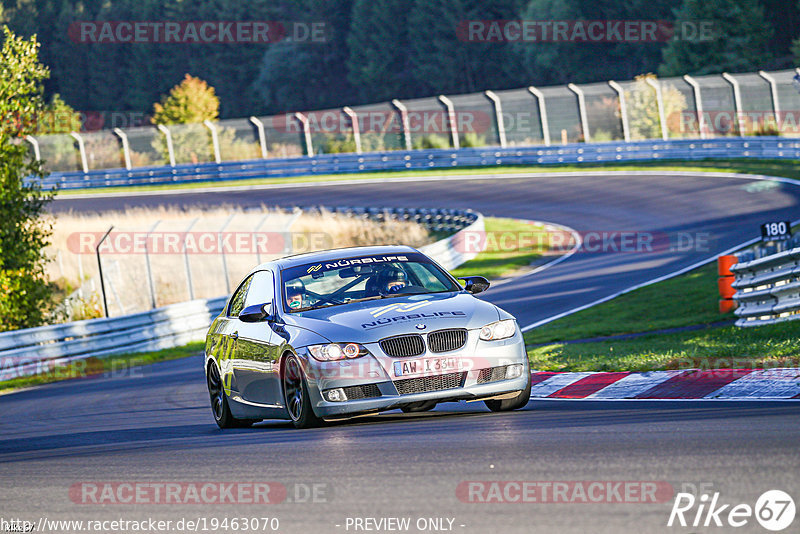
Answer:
[{"xmin": 0, "ymin": 0, "xmax": 797, "ymax": 123}]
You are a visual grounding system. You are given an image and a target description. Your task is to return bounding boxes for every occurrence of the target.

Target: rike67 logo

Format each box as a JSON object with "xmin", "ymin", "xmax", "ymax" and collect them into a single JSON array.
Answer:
[{"xmin": 668, "ymin": 489, "xmax": 795, "ymax": 531}]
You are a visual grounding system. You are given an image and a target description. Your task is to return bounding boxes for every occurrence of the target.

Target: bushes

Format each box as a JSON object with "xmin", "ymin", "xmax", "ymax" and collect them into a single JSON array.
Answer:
[
  {"xmin": 0, "ymin": 27, "xmax": 55, "ymax": 331},
  {"xmin": 413, "ymin": 134, "xmax": 450, "ymax": 150}
]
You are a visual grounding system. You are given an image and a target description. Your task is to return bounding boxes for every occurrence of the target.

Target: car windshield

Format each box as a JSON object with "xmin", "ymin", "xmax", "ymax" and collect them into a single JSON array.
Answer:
[{"xmin": 280, "ymin": 252, "xmax": 461, "ymax": 313}]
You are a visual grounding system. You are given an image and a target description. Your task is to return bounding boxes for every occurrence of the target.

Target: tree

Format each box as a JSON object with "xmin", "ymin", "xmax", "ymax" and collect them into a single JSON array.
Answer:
[
  {"xmin": 518, "ymin": 0, "xmax": 680, "ymax": 85},
  {"xmin": 254, "ymin": 0, "xmax": 357, "ymax": 112},
  {"xmin": 409, "ymin": 0, "xmax": 527, "ymax": 94},
  {"xmin": 346, "ymin": 0, "xmax": 417, "ymax": 101},
  {"xmin": 659, "ymin": 0, "xmax": 772, "ymax": 76},
  {"xmin": 0, "ymin": 26, "xmax": 54, "ymax": 330},
  {"xmin": 625, "ymin": 74, "xmax": 687, "ymax": 139},
  {"xmin": 39, "ymin": 93, "xmax": 82, "ymax": 134},
  {"xmin": 152, "ymin": 74, "xmax": 220, "ymax": 125},
  {"xmin": 151, "ymin": 74, "xmax": 220, "ymax": 164}
]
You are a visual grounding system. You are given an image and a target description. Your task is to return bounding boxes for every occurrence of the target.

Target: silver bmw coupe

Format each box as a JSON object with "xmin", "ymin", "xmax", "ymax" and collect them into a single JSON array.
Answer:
[{"xmin": 204, "ymin": 245, "xmax": 531, "ymax": 429}]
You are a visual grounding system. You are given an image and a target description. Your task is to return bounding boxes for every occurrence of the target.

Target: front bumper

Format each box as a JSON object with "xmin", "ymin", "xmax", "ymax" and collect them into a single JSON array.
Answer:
[{"xmin": 302, "ymin": 329, "xmax": 529, "ymax": 418}]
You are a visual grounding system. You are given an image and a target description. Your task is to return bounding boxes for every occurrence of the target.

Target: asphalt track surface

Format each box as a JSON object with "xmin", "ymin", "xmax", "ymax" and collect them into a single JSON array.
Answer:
[{"xmin": 3, "ymin": 171, "xmax": 799, "ymax": 533}]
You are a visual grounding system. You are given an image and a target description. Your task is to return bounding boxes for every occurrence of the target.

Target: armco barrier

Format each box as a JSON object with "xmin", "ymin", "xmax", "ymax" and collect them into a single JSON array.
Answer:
[
  {"xmin": 0, "ymin": 209, "xmax": 484, "ymax": 381},
  {"xmin": 0, "ymin": 297, "xmax": 227, "ymax": 381},
  {"xmin": 42, "ymin": 137, "xmax": 800, "ymax": 191},
  {"xmin": 731, "ymin": 247, "xmax": 800, "ymax": 327}
]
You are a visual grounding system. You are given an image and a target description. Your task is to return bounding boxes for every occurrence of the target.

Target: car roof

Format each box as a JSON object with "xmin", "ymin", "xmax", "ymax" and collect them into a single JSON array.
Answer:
[{"xmin": 253, "ymin": 245, "xmax": 422, "ymax": 272}]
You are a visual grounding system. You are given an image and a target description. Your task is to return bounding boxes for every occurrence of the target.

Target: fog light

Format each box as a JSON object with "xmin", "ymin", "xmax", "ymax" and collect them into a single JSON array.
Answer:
[
  {"xmin": 325, "ymin": 388, "xmax": 347, "ymax": 402},
  {"xmin": 505, "ymin": 364, "xmax": 524, "ymax": 379}
]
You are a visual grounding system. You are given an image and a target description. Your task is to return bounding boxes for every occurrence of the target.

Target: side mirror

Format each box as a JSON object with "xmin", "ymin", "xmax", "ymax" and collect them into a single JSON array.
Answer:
[
  {"xmin": 458, "ymin": 276, "xmax": 490, "ymax": 295},
  {"xmin": 239, "ymin": 303, "xmax": 272, "ymax": 323}
]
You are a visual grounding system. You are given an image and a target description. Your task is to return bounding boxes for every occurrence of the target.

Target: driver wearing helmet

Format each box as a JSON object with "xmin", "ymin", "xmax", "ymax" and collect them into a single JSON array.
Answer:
[
  {"xmin": 285, "ymin": 280, "xmax": 306, "ymax": 310},
  {"xmin": 377, "ymin": 266, "xmax": 408, "ymax": 294}
]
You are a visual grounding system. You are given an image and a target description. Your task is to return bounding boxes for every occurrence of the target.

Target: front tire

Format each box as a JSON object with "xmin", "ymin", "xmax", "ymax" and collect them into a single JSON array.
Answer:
[
  {"xmin": 484, "ymin": 375, "xmax": 532, "ymax": 412},
  {"xmin": 207, "ymin": 362, "xmax": 258, "ymax": 429},
  {"xmin": 283, "ymin": 355, "xmax": 324, "ymax": 429}
]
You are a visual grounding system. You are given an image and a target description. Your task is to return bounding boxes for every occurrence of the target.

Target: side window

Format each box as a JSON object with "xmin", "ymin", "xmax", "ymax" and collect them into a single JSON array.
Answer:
[
  {"xmin": 244, "ymin": 270, "xmax": 275, "ymax": 309},
  {"xmin": 228, "ymin": 275, "xmax": 254, "ymax": 317}
]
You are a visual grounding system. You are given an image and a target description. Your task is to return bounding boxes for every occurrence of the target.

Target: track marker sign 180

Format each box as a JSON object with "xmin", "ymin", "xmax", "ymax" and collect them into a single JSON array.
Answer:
[{"xmin": 761, "ymin": 221, "xmax": 792, "ymax": 242}]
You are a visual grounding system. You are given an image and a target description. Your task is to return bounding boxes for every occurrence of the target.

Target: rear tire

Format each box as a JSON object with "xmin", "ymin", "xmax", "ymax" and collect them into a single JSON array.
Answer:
[
  {"xmin": 207, "ymin": 362, "xmax": 258, "ymax": 429},
  {"xmin": 401, "ymin": 400, "xmax": 437, "ymax": 413},
  {"xmin": 283, "ymin": 355, "xmax": 324, "ymax": 429},
  {"xmin": 484, "ymin": 374, "xmax": 532, "ymax": 412}
]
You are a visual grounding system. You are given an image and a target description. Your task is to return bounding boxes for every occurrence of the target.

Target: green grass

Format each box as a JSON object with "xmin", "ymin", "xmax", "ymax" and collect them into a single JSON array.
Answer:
[
  {"xmin": 524, "ymin": 263, "xmax": 729, "ymax": 346},
  {"xmin": 450, "ymin": 217, "xmax": 550, "ymax": 280},
  {"xmin": 53, "ymin": 158, "xmax": 800, "ymax": 197},
  {"xmin": 524, "ymin": 260, "xmax": 800, "ymax": 372},
  {"xmin": 0, "ymin": 341, "xmax": 204, "ymax": 393},
  {"xmin": 528, "ymin": 321, "xmax": 800, "ymax": 373}
]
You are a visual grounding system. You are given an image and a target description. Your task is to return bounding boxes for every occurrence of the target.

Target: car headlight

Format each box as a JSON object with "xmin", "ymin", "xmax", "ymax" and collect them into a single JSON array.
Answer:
[
  {"xmin": 479, "ymin": 319, "xmax": 517, "ymax": 341},
  {"xmin": 308, "ymin": 343, "xmax": 368, "ymax": 361}
]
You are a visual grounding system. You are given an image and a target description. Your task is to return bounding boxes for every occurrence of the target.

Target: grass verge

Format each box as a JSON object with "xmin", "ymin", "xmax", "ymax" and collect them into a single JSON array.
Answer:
[
  {"xmin": 54, "ymin": 158, "xmax": 800, "ymax": 197},
  {"xmin": 524, "ymin": 262, "xmax": 800, "ymax": 372},
  {"xmin": 524, "ymin": 263, "xmax": 727, "ymax": 345},
  {"xmin": 0, "ymin": 341, "xmax": 204, "ymax": 393},
  {"xmin": 528, "ymin": 322, "xmax": 800, "ymax": 373},
  {"xmin": 449, "ymin": 217, "xmax": 550, "ymax": 280}
]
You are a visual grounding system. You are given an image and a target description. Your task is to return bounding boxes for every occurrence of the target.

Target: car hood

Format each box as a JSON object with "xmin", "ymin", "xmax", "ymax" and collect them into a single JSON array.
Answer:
[{"xmin": 281, "ymin": 292, "xmax": 501, "ymax": 344}]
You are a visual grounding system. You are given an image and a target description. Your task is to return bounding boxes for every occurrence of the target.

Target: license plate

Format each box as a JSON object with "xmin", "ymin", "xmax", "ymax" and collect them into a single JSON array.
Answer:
[{"xmin": 394, "ymin": 357, "xmax": 461, "ymax": 377}]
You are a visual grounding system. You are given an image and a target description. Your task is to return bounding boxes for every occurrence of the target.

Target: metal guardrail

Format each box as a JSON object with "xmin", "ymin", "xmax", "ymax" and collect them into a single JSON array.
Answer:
[
  {"xmin": 0, "ymin": 297, "xmax": 227, "ymax": 381},
  {"xmin": 42, "ymin": 137, "xmax": 800, "ymax": 191},
  {"xmin": 732, "ymin": 247, "xmax": 800, "ymax": 327},
  {"xmin": 0, "ymin": 209, "xmax": 484, "ymax": 381},
  {"xmin": 27, "ymin": 68, "xmax": 800, "ymax": 175}
]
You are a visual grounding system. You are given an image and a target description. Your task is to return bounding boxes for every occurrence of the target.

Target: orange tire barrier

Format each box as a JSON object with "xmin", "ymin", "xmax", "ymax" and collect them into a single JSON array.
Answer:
[
  {"xmin": 719, "ymin": 299, "xmax": 737, "ymax": 314},
  {"xmin": 717, "ymin": 255, "xmax": 738, "ymax": 313},
  {"xmin": 717, "ymin": 276, "xmax": 736, "ymax": 299},
  {"xmin": 717, "ymin": 254, "xmax": 737, "ymax": 277}
]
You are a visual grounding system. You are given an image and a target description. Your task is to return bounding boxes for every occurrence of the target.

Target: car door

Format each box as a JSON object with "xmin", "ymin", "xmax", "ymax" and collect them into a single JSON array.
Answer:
[
  {"xmin": 230, "ymin": 270, "xmax": 284, "ymax": 407},
  {"xmin": 214, "ymin": 274, "xmax": 255, "ymax": 396}
]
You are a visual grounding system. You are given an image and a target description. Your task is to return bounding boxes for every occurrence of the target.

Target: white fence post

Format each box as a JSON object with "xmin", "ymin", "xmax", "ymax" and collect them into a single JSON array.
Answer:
[
  {"xmin": 342, "ymin": 106, "xmax": 362, "ymax": 154},
  {"xmin": 568, "ymin": 83, "xmax": 590, "ymax": 143},
  {"xmin": 608, "ymin": 81, "xmax": 630, "ymax": 142},
  {"xmin": 249, "ymin": 116, "xmax": 269, "ymax": 159},
  {"xmin": 644, "ymin": 77, "xmax": 668, "ymax": 140},
  {"xmin": 254, "ymin": 213, "xmax": 271, "ymax": 265},
  {"xmin": 204, "ymin": 120, "xmax": 222, "ymax": 163},
  {"xmin": 758, "ymin": 71, "xmax": 780, "ymax": 129},
  {"xmin": 156, "ymin": 124, "xmax": 176, "ymax": 166},
  {"xmin": 683, "ymin": 74, "xmax": 707, "ymax": 139},
  {"xmin": 294, "ymin": 112, "xmax": 314, "ymax": 156},
  {"xmin": 391, "ymin": 99, "xmax": 412, "ymax": 151},
  {"xmin": 112, "ymin": 128, "xmax": 132, "ymax": 170},
  {"xmin": 144, "ymin": 220, "xmax": 161, "ymax": 309},
  {"xmin": 183, "ymin": 218, "xmax": 199, "ymax": 301},
  {"xmin": 25, "ymin": 135, "xmax": 41, "ymax": 161},
  {"xmin": 438, "ymin": 95, "xmax": 460, "ymax": 149},
  {"xmin": 722, "ymin": 72, "xmax": 746, "ymax": 135},
  {"xmin": 528, "ymin": 86, "xmax": 551, "ymax": 146},
  {"xmin": 218, "ymin": 214, "xmax": 236, "ymax": 294},
  {"xmin": 484, "ymin": 90, "xmax": 507, "ymax": 148},
  {"xmin": 70, "ymin": 132, "xmax": 89, "ymax": 173}
]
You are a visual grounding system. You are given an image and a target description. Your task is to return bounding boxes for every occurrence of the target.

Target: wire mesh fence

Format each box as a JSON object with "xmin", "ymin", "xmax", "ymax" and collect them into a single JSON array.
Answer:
[{"xmin": 28, "ymin": 69, "xmax": 800, "ymax": 172}]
